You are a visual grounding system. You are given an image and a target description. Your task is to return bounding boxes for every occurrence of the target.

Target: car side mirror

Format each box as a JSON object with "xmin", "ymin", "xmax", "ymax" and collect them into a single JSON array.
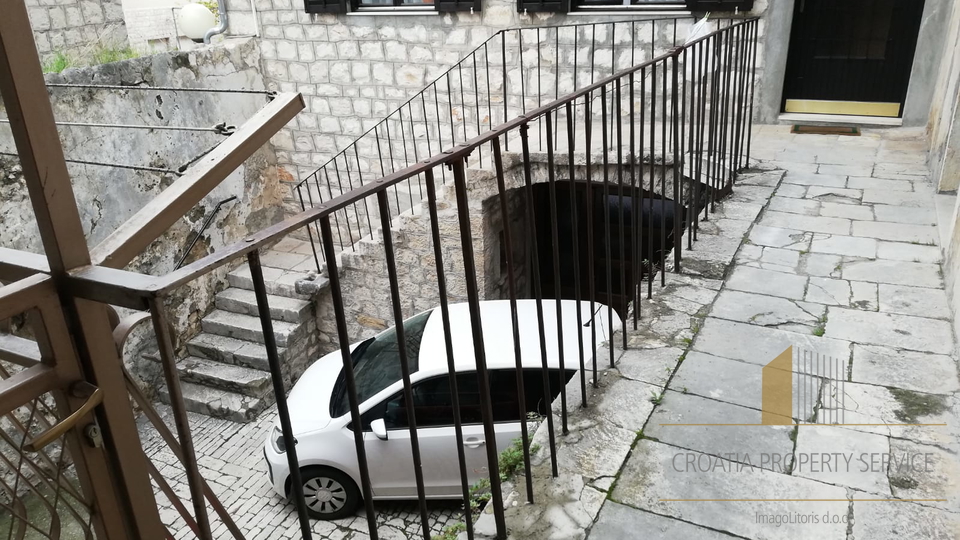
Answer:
[{"xmin": 371, "ymin": 418, "xmax": 388, "ymax": 441}]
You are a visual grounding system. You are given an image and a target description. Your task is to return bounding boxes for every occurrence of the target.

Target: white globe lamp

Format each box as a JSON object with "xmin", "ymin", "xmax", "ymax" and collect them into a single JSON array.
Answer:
[{"xmin": 180, "ymin": 4, "xmax": 216, "ymax": 43}]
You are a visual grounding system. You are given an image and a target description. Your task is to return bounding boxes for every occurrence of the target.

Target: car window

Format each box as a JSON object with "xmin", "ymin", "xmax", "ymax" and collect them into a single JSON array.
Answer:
[
  {"xmin": 379, "ymin": 369, "xmax": 571, "ymax": 430},
  {"xmin": 330, "ymin": 310, "xmax": 432, "ymax": 418}
]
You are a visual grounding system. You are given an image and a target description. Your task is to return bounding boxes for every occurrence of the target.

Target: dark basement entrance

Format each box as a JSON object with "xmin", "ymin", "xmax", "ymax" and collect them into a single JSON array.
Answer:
[{"xmin": 532, "ymin": 181, "xmax": 687, "ymax": 318}]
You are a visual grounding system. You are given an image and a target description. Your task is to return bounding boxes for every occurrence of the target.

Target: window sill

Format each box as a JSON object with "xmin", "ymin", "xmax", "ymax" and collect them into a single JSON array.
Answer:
[
  {"xmin": 348, "ymin": 6, "xmax": 440, "ymax": 14},
  {"xmin": 566, "ymin": 8, "xmax": 692, "ymax": 16}
]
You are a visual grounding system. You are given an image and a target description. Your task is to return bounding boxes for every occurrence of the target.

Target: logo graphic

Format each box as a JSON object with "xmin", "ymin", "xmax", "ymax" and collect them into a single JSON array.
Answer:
[{"xmin": 762, "ymin": 346, "xmax": 845, "ymax": 426}]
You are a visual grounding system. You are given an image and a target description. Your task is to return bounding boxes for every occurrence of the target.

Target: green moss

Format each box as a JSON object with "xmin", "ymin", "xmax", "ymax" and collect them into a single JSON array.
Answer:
[
  {"xmin": 889, "ymin": 476, "xmax": 919, "ymax": 490},
  {"xmin": 889, "ymin": 388, "xmax": 948, "ymax": 424},
  {"xmin": 43, "ymin": 51, "xmax": 72, "ymax": 73}
]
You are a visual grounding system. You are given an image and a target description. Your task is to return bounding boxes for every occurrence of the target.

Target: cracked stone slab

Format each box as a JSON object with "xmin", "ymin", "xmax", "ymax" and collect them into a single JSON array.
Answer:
[
  {"xmin": 793, "ymin": 425, "xmax": 891, "ymax": 495},
  {"xmin": 841, "ymin": 259, "xmax": 942, "ymax": 288},
  {"xmin": 711, "ymin": 289, "xmax": 820, "ymax": 328},
  {"xmin": 819, "ymin": 163, "xmax": 873, "ymax": 176},
  {"xmin": 852, "ymin": 221, "xmax": 939, "ymax": 244},
  {"xmin": 876, "ymin": 240, "xmax": 942, "ymax": 263},
  {"xmin": 877, "ymin": 284, "xmax": 951, "ymax": 319},
  {"xmin": 694, "ymin": 318, "xmax": 851, "ymax": 368},
  {"xmin": 824, "ymin": 307, "xmax": 954, "ymax": 354},
  {"xmin": 819, "ymin": 382, "xmax": 959, "ymax": 447},
  {"xmin": 819, "ymin": 201, "xmax": 875, "ymax": 221},
  {"xmin": 610, "ymin": 440, "xmax": 850, "ymax": 540},
  {"xmin": 852, "ymin": 500, "xmax": 960, "ymax": 540},
  {"xmin": 749, "ymin": 225, "xmax": 812, "ymax": 251},
  {"xmin": 645, "ymin": 390, "xmax": 795, "ymax": 469},
  {"xmin": 588, "ymin": 501, "xmax": 732, "ymax": 540},
  {"xmin": 886, "ymin": 438, "xmax": 960, "ymax": 513},
  {"xmin": 805, "ymin": 277, "xmax": 852, "ymax": 307},
  {"xmin": 809, "ymin": 234, "xmax": 878, "ymax": 258},
  {"xmin": 783, "ymin": 172, "xmax": 847, "ymax": 188},
  {"xmin": 800, "ymin": 253, "xmax": 844, "ymax": 278},
  {"xmin": 850, "ymin": 281, "xmax": 879, "ymax": 310},
  {"xmin": 592, "ymin": 375, "xmax": 659, "ymax": 432},
  {"xmin": 805, "ymin": 186, "xmax": 863, "ymax": 203},
  {"xmin": 617, "ymin": 346, "xmax": 684, "ymax": 388},
  {"xmin": 726, "ymin": 266, "xmax": 807, "ymax": 300},
  {"xmin": 852, "ymin": 344, "xmax": 960, "ymax": 395},
  {"xmin": 768, "ymin": 196, "xmax": 822, "ymax": 216},
  {"xmin": 671, "ymin": 351, "xmax": 819, "ymax": 421},
  {"xmin": 717, "ymin": 200, "xmax": 766, "ymax": 221},
  {"xmin": 760, "ymin": 211, "xmax": 851, "ymax": 235},
  {"xmin": 776, "ymin": 183, "xmax": 808, "ymax": 198}
]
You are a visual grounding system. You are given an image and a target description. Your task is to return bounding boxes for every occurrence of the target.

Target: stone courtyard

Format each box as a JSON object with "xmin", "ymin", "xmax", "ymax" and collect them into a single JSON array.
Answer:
[{"xmin": 142, "ymin": 124, "xmax": 960, "ymax": 539}]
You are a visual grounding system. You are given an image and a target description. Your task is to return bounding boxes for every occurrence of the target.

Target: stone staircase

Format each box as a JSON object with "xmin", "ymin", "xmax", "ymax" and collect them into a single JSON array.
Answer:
[{"xmin": 148, "ymin": 239, "xmax": 328, "ymax": 422}]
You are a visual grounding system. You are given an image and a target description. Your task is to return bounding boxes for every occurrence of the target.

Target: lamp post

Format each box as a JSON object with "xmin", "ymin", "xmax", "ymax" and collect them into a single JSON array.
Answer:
[{"xmin": 179, "ymin": 4, "xmax": 216, "ymax": 43}]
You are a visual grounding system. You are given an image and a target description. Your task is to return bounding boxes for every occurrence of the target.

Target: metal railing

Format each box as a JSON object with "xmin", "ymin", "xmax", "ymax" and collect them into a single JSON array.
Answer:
[
  {"xmin": 291, "ymin": 15, "xmax": 758, "ymax": 266},
  {"xmin": 50, "ymin": 15, "xmax": 760, "ymax": 540}
]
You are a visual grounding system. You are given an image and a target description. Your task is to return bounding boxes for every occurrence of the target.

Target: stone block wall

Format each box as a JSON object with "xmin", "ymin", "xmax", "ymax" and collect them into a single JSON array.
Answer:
[
  {"xmin": 214, "ymin": 0, "xmax": 768, "ymax": 224},
  {"xmin": 0, "ymin": 38, "xmax": 284, "ymax": 367},
  {"xmin": 25, "ymin": 0, "xmax": 129, "ymax": 64}
]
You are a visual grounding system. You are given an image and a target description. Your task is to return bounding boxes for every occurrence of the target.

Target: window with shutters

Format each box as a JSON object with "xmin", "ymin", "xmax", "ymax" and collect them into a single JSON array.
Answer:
[{"xmin": 517, "ymin": 0, "xmax": 687, "ymax": 14}]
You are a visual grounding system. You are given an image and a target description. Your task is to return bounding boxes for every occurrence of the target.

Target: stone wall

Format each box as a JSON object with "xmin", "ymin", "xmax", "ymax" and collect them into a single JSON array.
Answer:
[
  {"xmin": 213, "ymin": 0, "xmax": 769, "ymax": 219},
  {"xmin": 0, "ymin": 38, "xmax": 284, "ymax": 368},
  {"xmin": 26, "ymin": 0, "xmax": 129, "ymax": 64}
]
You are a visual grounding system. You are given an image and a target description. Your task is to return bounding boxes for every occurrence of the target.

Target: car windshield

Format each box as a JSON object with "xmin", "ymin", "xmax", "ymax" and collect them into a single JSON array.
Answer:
[{"xmin": 330, "ymin": 310, "xmax": 432, "ymax": 418}]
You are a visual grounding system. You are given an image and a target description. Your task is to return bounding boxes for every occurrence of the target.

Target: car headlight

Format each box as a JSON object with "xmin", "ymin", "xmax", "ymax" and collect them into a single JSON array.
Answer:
[{"xmin": 272, "ymin": 426, "xmax": 296, "ymax": 453}]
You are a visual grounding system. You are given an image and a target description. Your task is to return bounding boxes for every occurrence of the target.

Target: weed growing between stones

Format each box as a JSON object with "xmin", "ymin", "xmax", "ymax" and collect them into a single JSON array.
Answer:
[
  {"xmin": 432, "ymin": 522, "xmax": 467, "ymax": 540},
  {"xmin": 649, "ymin": 390, "xmax": 665, "ymax": 405},
  {"xmin": 889, "ymin": 388, "xmax": 948, "ymax": 424},
  {"xmin": 465, "ymin": 437, "xmax": 542, "ymax": 514},
  {"xmin": 43, "ymin": 51, "xmax": 72, "ymax": 73},
  {"xmin": 812, "ymin": 313, "xmax": 827, "ymax": 336}
]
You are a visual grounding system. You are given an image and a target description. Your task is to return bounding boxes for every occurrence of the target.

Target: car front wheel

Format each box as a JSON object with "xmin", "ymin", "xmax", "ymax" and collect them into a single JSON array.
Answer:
[{"xmin": 298, "ymin": 467, "xmax": 360, "ymax": 520}]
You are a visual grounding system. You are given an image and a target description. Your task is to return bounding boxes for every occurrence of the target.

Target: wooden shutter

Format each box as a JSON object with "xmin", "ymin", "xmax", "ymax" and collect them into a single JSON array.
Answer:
[
  {"xmin": 304, "ymin": 0, "xmax": 347, "ymax": 13},
  {"xmin": 685, "ymin": 0, "xmax": 754, "ymax": 11},
  {"xmin": 517, "ymin": 0, "xmax": 568, "ymax": 13},
  {"xmin": 436, "ymin": 0, "xmax": 481, "ymax": 11}
]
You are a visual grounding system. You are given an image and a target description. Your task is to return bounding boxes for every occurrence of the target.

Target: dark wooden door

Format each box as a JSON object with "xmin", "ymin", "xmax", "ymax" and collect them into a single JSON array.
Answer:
[{"xmin": 782, "ymin": 0, "xmax": 925, "ymax": 117}]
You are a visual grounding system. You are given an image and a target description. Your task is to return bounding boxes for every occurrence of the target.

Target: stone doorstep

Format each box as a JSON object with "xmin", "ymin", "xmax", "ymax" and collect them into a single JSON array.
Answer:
[
  {"xmin": 186, "ymin": 332, "xmax": 288, "ymax": 372},
  {"xmin": 201, "ymin": 309, "xmax": 303, "ymax": 348},
  {"xmin": 144, "ymin": 354, "xmax": 272, "ymax": 398},
  {"xmin": 215, "ymin": 287, "xmax": 314, "ymax": 324},
  {"xmin": 227, "ymin": 265, "xmax": 317, "ymax": 300},
  {"xmin": 158, "ymin": 381, "xmax": 268, "ymax": 424}
]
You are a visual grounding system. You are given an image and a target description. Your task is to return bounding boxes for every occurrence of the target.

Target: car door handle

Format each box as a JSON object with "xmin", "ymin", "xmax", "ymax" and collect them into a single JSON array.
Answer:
[{"xmin": 463, "ymin": 438, "xmax": 485, "ymax": 448}]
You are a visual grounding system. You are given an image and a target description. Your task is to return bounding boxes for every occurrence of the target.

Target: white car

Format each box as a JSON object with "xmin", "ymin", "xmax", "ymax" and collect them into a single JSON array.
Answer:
[{"xmin": 264, "ymin": 299, "xmax": 619, "ymax": 519}]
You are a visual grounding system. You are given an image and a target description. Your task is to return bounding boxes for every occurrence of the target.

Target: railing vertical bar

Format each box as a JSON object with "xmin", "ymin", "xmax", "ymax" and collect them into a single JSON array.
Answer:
[
  {"xmin": 583, "ymin": 94, "xmax": 598, "ymax": 388},
  {"xmin": 343, "ymin": 146, "xmax": 372, "ymax": 237},
  {"xmin": 731, "ymin": 23, "xmax": 745, "ymax": 175},
  {"xmin": 296, "ymin": 185, "xmax": 323, "ymax": 271},
  {"xmin": 422, "ymin": 167, "xmax": 476, "ymax": 537},
  {"xmin": 538, "ymin": 27, "xmax": 543, "ymax": 151},
  {"xmin": 519, "ymin": 29, "xmax": 527, "ymax": 116},
  {"xmin": 473, "ymin": 52, "xmax": 483, "ymax": 166},
  {"xmin": 319, "ymin": 217, "xmax": 379, "ymax": 540},
  {"xmin": 331, "ymin": 159, "xmax": 358, "ymax": 251},
  {"xmin": 485, "ymin": 42, "xmax": 494, "ymax": 164},
  {"xmin": 672, "ymin": 51, "xmax": 682, "ymax": 273},
  {"xmin": 564, "ymin": 101, "xmax": 587, "ymax": 408},
  {"xmin": 601, "ymin": 85, "xmax": 614, "ymax": 369},
  {"xmin": 629, "ymin": 72, "xmax": 640, "ymax": 329},
  {"xmin": 322, "ymin": 169, "xmax": 346, "ymax": 251},
  {"xmin": 491, "ymin": 137, "xmax": 535, "ymax": 503},
  {"xmin": 519, "ymin": 123, "xmax": 559, "ymax": 478},
  {"xmin": 245, "ymin": 251, "xmax": 313, "ymax": 540},
  {"xmin": 660, "ymin": 57, "xmax": 668, "ymax": 287},
  {"xmin": 450, "ymin": 158, "xmax": 508, "ymax": 538},
  {"xmin": 458, "ymin": 63, "xmax": 469, "ymax": 146},
  {"xmin": 746, "ymin": 20, "xmax": 758, "ymax": 167},
  {"xmin": 545, "ymin": 113, "xmax": 568, "ymax": 434},
  {"xmin": 648, "ymin": 61, "xmax": 656, "ymax": 299},
  {"xmin": 695, "ymin": 39, "xmax": 707, "ymax": 237},
  {"xmin": 375, "ymin": 189, "xmax": 432, "ymax": 540},
  {"xmin": 447, "ymin": 73, "xmax": 457, "ymax": 148},
  {"xmin": 682, "ymin": 48, "xmax": 692, "ymax": 252},
  {"xmin": 638, "ymin": 68, "xmax": 647, "ymax": 309},
  {"xmin": 147, "ymin": 301, "xmax": 213, "ymax": 540},
  {"xmin": 502, "ymin": 31, "xmax": 509, "ymax": 152},
  {"xmin": 433, "ymin": 83, "xmax": 449, "ymax": 184},
  {"xmin": 614, "ymin": 80, "xmax": 626, "ymax": 353},
  {"xmin": 406, "ymin": 103, "xmax": 423, "ymax": 200},
  {"xmin": 720, "ymin": 21, "xmax": 734, "ymax": 192}
]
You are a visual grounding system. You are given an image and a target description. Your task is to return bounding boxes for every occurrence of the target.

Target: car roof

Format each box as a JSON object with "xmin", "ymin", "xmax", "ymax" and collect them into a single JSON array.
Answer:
[{"xmin": 414, "ymin": 299, "xmax": 616, "ymax": 379}]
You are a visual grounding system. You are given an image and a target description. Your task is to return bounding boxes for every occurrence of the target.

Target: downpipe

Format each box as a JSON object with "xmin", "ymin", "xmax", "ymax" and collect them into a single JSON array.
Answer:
[{"xmin": 203, "ymin": 0, "xmax": 229, "ymax": 44}]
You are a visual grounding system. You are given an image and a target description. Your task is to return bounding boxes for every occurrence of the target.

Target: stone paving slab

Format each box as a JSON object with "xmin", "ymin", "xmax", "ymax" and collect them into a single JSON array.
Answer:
[
  {"xmin": 671, "ymin": 352, "xmax": 819, "ymax": 421},
  {"xmin": 851, "ymin": 221, "xmax": 938, "ymax": 244},
  {"xmin": 852, "ymin": 344, "xmax": 960, "ymax": 394},
  {"xmin": 876, "ymin": 240, "xmax": 943, "ymax": 263},
  {"xmin": 792, "ymin": 426, "xmax": 891, "ymax": 495},
  {"xmin": 809, "ymin": 234, "xmax": 878, "ymax": 258},
  {"xmin": 824, "ymin": 307, "xmax": 954, "ymax": 354},
  {"xmin": 873, "ymin": 204, "xmax": 939, "ymax": 225},
  {"xmin": 862, "ymin": 189, "xmax": 934, "ymax": 208},
  {"xmin": 710, "ymin": 289, "xmax": 821, "ymax": 329},
  {"xmin": 852, "ymin": 500, "xmax": 960, "ymax": 540},
  {"xmin": 783, "ymin": 172, "xmax": 847, "ymax": 188},
  {"xmin": 804, "ymin": 186, "xmax": 863, "ymax": 204},
  {"xmin": 610, "ymin": 440, "xmax": 850, "ymax": 540},
  {"xmin": 819, "ymin": 201, "xmax": 874, "ymax": 221},
  {"xmin": 589, "ymin": 501, "xmax": 731, "ymax": 539},
  {"xmin": 840, "ymin": 259, "xmax": 943, "ymax": 288},
  {"xmin": 759, "ymin": 211, "xmax": 851, "ymax": 236},
  {"xmin": 644, "ymin": 391, "xmax": 795, "ymax": 471},
  {"xmin": 886, "ymin": 438, "xmax": 960, "ymax": 512},
  {"xmin": 725, "ymin": 266, "xmax": 807, "ymax": 300},
  {"xmin": 877, "ymin": 283, "xmax": 951, "ymax": 319},
  {"xmin": 748, "ymin": 225, "xmax": 812, "ymax": 251},
  {"xmin": 694, "ymin": 318, "xmax": 851, "ymax": 368}
]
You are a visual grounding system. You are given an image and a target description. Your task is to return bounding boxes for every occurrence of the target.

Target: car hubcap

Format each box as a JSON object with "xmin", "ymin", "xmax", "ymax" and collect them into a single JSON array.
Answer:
[{"xmin": 303, "ymin": 477, "xmax": 347, "ymax": 514}]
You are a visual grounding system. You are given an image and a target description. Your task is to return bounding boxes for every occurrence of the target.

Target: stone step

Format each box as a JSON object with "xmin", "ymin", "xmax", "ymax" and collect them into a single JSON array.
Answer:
[
  {"xmin": 145, "ymin": 354, "xmax": 272, "ymax": 398},
  {"xmin": 226, "ymin": 265, "xmax": 311, "ymax": 299},
  {"xmin": 200, "ymin": 310, "xmax": 302, "ymax": 348},
  {"xmin": 215, "ymin": 287, "xmax": 313, "ymax": 324},
  {"xmin": 186, "ymin": 332, "xmax": 286, "ymax": 372},
  {"xmin": 159, "ymin": 380, "xmax": 271, "ymax": 423}
]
